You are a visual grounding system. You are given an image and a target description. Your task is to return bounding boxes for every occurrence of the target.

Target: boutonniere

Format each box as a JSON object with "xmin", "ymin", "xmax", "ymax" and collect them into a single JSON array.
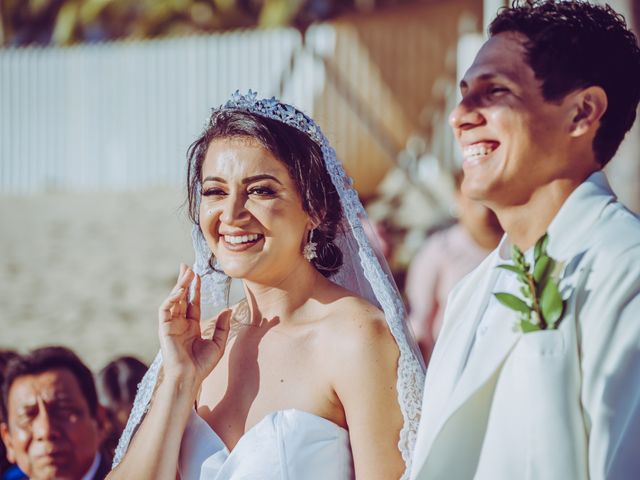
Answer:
[{"xmin": 494, "ymin": 234, "xmax": 566, "ymax": 333}]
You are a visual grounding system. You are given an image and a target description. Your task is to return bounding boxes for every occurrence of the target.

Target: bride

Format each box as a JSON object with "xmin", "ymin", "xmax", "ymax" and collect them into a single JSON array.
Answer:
[{"xmin": 107, "ymin": 91, "xmax": 425, "ymax": 479}]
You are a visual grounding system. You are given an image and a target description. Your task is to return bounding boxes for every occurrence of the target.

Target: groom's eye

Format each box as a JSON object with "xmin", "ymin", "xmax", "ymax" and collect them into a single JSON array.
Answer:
[{"xmin": 488, "ymin": 86, "xmax": 510, "ymax": 96}]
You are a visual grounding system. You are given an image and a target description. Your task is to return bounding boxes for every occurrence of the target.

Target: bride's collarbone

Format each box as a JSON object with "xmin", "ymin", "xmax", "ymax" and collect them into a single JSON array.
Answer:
[
  {"xmin": 196, "ymin": 323, "xmax": 346, "ymax": 440},
  {"xmin": 210, "ymin": 330, "xmax": 328, "ymax": 395}
]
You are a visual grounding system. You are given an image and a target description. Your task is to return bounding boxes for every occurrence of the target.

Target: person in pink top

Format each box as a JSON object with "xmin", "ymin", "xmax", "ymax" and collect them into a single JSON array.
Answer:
[{"xmin": 406, "ymin": 173, "xmax": 503, "ymax": 363}]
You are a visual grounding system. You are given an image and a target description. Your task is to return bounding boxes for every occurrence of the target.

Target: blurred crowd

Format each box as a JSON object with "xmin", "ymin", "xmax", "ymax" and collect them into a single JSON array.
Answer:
[
  {"xmin": 366, "ymin": 168, "xmax": 503, "ymax": 364},
  {"xmin": 404, "ymin": 170, "xmax": 502, "ymax": 363},
  {"xmin": 0, "ymin": 348, "xmax": 146, "ymax": 480}
]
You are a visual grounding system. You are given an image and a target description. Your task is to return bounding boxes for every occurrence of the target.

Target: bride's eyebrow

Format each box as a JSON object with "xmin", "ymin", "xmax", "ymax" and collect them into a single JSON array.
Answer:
[
  {"xmin": 242, "ymin": 174, "xmax": 283, "ymax": 185},
  {"xmin": 201, "ymin": 174, "xmax": 283, "ymax": 185}
]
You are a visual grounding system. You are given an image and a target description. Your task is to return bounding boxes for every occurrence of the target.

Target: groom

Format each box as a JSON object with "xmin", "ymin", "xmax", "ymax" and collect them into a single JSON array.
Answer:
[{"xmin": 411, "ymin": 1, "xmax": 640, "ymax": 479}]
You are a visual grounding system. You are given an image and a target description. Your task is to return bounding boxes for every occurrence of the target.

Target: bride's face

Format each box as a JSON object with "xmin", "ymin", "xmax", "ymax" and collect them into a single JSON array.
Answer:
[{"xmin": 199, "ymin": 137, "xmax": 313, "ymax": 282}]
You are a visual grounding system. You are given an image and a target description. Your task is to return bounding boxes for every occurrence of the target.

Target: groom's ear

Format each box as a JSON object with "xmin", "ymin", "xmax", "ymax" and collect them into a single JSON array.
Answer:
[{"xmin": 568, "ymin": 86, "xmax": 608, "ymax": 138}]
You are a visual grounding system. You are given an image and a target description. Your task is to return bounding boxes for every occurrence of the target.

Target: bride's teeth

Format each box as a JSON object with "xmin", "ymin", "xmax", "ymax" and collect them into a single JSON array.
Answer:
[{"xmin": 224, "ymin": 234, "xmax": 260, "ymax": 244}]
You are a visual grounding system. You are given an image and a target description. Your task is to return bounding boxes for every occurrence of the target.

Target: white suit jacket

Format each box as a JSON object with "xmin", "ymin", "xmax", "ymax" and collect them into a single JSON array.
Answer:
[{"xmin": 411, "ymin": 172, "xmax": 640, "ymax": 480}]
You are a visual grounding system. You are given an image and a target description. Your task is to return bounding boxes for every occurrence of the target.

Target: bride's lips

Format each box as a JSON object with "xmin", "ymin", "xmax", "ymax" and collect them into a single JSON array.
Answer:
[
  {"xmin": 219, "ymin": 232, "xmax": 264, "ymax": 252},
  {"xmin": 461, "ymin": 140, "xmax": 501, "ymax": 167}
]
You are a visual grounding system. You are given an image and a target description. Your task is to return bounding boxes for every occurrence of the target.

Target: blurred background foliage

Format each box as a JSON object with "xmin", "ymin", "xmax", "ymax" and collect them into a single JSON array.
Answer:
[{"xmin": 0, "ymin": 0, "xmax": 416, "ymax": 46}]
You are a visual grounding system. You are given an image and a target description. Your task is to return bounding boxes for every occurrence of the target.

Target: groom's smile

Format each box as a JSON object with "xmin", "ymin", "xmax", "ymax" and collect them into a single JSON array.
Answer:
[
  {"xmin": 461, "ymin": 140, "xmax": 501, "ymax": 167},
  {"xmin": 449, "ymin": 31, "xmax": 575, "ymax": 210}
]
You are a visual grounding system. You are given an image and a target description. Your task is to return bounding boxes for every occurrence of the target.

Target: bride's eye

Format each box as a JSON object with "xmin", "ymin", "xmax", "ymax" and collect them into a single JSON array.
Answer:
[
  {"xmin": 202, "ymin": 187, "xmax": 226, "ymax": 197},
  {"xmin": 248, "ymin": 186, "xmax": 276, "ymax": 197}
]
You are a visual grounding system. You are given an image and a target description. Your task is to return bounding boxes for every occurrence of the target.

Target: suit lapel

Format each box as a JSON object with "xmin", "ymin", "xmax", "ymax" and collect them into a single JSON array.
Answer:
[
  {"xmin": 439, "ymin": 265, "xmax": 520, "ymax": 414},
  {"xmin": 412, "ymin": 253, "xmax": 505, "ymax": 477},
  {"xmin": 445, "ymin": 305, "xmax": 520, "ymax": 418}
]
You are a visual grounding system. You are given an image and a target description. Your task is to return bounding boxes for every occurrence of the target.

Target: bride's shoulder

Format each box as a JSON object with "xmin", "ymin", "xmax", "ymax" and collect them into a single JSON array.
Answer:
[
  {"xmin": 318, "ymin": 287, "xmax": 397, "ymax": 355},
  {"xmin": 315, "ymin": 287, "xmax": 400, "ymax": 394}
]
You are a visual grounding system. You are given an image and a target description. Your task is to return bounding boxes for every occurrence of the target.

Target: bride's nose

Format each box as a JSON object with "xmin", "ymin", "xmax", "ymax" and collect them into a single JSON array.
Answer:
[{"xmin": 220, "ymin": 191, "xmax": 251, "ymax": 225}]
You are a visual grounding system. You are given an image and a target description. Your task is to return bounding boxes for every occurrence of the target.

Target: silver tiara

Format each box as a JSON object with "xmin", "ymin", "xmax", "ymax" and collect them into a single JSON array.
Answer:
[{"xmin": 210, "ymin": 90, "xmax": 325, "ymax": 147}]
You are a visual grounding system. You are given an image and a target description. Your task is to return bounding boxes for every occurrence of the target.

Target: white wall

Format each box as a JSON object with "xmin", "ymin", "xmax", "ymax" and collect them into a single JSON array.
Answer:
[{"xmin": 0, "ymin": 28, "xmax": 329, "ymax": 193}]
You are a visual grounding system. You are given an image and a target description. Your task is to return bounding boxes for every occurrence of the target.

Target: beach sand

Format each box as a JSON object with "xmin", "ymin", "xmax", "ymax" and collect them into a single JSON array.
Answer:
[{"xmin": 0, "ymin": 189, "xmax": 194, "ymax": 371}]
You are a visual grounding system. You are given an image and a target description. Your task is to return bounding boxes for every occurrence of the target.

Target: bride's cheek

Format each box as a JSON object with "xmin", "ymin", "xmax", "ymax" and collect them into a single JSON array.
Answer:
[
  {"xmin": 201, "ymin": 205, "xmax": 222, "ymax": 229},
  {"xmin": 250, "ymin": 202, "xmax": 278, "ymax": 221}
]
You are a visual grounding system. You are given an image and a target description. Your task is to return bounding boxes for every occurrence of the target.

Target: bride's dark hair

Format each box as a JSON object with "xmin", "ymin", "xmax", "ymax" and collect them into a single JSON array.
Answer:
[{"xmin": 186, "ymin": 109, "xmax": 343, "ymax": 277}]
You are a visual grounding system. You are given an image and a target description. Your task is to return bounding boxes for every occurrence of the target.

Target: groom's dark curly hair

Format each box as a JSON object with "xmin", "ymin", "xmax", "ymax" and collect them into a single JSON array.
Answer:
[{"xmin": 490, "ymin": 0, "xmax": 640, "ymax": 166}]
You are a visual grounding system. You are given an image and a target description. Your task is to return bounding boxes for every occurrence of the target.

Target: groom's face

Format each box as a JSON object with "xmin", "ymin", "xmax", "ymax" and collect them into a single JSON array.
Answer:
[{"xmin": 449, "ymin": 32, "xmax": 575, "ymax": 207}]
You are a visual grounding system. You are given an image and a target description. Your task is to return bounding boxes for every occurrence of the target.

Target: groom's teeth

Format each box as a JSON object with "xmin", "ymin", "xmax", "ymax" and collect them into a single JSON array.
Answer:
[
  {"xmin": 224, "ymin": 234, "xmax": 260, "ymax": 244},
  {"xmin": 463, "ymin": 144, "xmax": 496, "ymax": 158}
]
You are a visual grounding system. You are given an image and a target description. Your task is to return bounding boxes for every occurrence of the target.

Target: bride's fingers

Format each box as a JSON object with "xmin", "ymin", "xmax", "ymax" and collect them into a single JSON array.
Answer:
[
  {"xmin": 158, "ymin": 264, "xmax": 194, "ymax": 331},
  {"xmin": 186, "ymin": 274, "xmax": 201, "ymax": 321},
  {"xmin": 172, "ymin": 263, "xmax": 186, "ymax": 291},
  {"xmin": 172, "ymin": 267, "xmax": 194, "ymax": 317},
  {"xmin": 211, "ymin": 309, "xmax": 232, "ymax": 351},
  {"xmin": 174, "ymin": 265, "xmax": 194, "ymax": 291},
  {"xmin": 159, "ymin": 288, "xmax": 185, "ymax": 324}
]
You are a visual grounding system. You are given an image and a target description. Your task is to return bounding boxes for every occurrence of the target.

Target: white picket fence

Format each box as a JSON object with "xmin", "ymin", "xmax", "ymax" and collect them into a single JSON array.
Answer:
[{"xmin": 0, "ymin": 26, "xmax": 334, "ymax": 193}]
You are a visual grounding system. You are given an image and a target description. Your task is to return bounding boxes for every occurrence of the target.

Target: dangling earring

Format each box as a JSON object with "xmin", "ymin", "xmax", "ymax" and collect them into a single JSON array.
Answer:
[{"xmin": 303, "ymin": 229, "xmax": 318, "ymax": 261}]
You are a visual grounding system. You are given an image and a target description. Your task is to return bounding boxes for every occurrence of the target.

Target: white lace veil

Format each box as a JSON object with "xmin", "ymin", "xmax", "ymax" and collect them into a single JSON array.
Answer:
[{"xmin": 113, "ymin": 91, "xmax": 425, "ymax": 478}]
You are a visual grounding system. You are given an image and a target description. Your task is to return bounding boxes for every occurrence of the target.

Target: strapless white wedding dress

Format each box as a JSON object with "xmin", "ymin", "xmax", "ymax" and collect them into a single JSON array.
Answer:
[{"xmin": 178, "ymin": 409, "xmax": 354, "ymax": 479}]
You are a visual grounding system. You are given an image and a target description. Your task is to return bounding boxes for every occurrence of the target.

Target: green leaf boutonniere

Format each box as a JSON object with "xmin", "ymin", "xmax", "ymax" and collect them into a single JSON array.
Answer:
[{"xmin": 494, "ymin": 234, "xmax": 566, "ymax": 333}]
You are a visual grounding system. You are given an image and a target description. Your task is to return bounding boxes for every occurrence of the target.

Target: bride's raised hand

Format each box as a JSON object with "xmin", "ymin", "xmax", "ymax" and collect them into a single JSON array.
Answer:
[{"xmin": 158, "ymin": 263, "xmax": 231, "ymax": 386}]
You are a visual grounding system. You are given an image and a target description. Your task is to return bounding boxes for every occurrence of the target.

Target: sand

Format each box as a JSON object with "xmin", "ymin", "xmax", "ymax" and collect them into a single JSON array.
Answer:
[{"xmin": 0, "ymin": 189, "xmax": 194, "ymax": 371}]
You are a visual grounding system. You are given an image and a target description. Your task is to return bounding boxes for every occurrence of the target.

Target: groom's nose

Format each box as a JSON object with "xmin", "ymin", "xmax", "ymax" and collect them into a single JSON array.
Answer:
[{"xmin": 449, "ymin": 96, "xmax": 486, "ymax": 134}]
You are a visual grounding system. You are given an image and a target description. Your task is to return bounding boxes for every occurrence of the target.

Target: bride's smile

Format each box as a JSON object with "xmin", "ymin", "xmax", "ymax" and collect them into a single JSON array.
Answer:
[{"xmin": 199, "ymin": 137, "xmax": 314, "ymax": 282}]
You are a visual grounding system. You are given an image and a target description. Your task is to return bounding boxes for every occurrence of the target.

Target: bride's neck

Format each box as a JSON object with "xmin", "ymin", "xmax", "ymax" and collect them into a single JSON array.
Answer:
[{"xmin": 242, "ymin": 261, "xmax": 323, "ymax": 324}]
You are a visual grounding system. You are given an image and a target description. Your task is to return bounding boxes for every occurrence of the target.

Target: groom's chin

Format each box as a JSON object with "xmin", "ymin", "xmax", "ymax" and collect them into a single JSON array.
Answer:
[{"xmin": 460, "ymin": 174, "xmax": 494, "ymax": 203}]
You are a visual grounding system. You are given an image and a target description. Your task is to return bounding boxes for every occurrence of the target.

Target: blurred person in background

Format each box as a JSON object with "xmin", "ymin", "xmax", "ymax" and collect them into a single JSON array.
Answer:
[
  {"xmin": 405, "ymin": 171, "xmax": 503, "ymax": 364},
  {"xmin": 0, "ymin": 350, "xmax": 24, "ymax": 480},
  {"xmin": 95, "ymin": 356, "xmax": 147, "ymax": 458},
  {"xmin": 0, "ymin": 347, "xmax": 111, "ymax": 480}
]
